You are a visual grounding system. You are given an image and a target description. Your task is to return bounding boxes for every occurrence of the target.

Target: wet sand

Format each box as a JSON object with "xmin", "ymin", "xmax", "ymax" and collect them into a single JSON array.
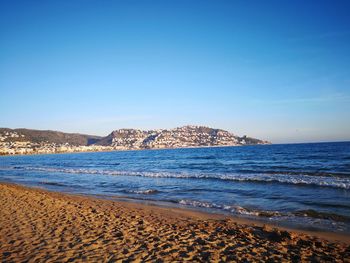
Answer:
[{"xmin": 0, "ymin": 183, "xmax": 349, "ymax": 262}]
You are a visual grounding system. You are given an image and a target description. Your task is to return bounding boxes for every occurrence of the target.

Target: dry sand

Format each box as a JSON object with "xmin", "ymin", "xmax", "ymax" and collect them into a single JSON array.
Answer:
[{"xmin": 0, "ymin": 183, "xmax": 349, "ymax": 262}]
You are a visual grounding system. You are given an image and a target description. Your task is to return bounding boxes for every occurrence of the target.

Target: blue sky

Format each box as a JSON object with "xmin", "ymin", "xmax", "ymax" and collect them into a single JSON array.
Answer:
[{"xmin": 1, "ymin": 0, "xmax": 349, "ymax": 143}]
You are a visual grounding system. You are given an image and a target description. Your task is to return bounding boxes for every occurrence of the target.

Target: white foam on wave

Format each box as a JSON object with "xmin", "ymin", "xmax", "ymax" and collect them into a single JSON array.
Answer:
[
  {"xmin": 179, "ymin": 199, "xmax": 221, "ymax": 209},
  {"xmin": 126, "ymin": 189, "xmax": 159, "ymax": 194},
  {"xmin": 179, "ymin": 199, "xmax": 266, "ymax": 216},
  {"xmin": 178, "ymin": 199, "xmax": 348, "ymax": 232},
  {"xmin": 1, "ymin": 165, "xmax": 350, "ymax": 189},
  {"xmin": 177, "ymin": 199, "xmax": 349, "ymax": 232}
]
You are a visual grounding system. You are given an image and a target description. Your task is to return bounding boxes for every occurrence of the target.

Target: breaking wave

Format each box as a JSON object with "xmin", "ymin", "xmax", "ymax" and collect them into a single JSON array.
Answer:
[
  {"xmin": 124, "ymin": 189, "xmax": 159, "ymax": 194},
  {"xmin": 178, "ymin": 200, "xmax": 350, "ymax": 224},
  {"xmin": 178, "ymin": 200, "xmax": 265, "ymax": 216},
  {"xmin": 1, "ymin": 166, "xmax": 349, "ymax": 190}
]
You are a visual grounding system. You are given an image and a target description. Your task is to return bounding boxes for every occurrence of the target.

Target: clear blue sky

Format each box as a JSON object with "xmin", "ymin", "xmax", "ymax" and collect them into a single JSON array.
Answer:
[{"xmin": 1, "ymin": 0, "xmax": 349, "ymax": 143}]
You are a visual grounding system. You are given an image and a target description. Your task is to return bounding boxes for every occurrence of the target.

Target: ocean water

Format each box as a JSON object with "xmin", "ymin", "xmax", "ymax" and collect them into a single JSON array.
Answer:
[{"xmin": 0, "ymin": 142, "xmax": 349, "ymax": 233}]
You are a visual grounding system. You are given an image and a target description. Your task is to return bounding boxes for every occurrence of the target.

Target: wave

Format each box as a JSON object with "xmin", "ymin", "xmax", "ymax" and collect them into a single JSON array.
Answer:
[
  {"xmin": 124, "ymin": 189, "xmax": 159, "ymax": 195},
  {"xmin": 299, "ymin": 201, "xmax": 350, "ymax": 209},
  {"xmin": 1, "ymin": 166, "xmax": 350, "ymax": 189},
  {"xmin": 294, "ymin": 209, "xmax": 350, "ymax": 222},
  {"xmin": 190, "ymin": 155, "xmax": 217, "ymax": 160},
  {"xmin": 178, "ymin": 200, "xmax": 268, "ymax": 216},
  {"xmin": 98, "ymin": 162, "xmax": 121, "ymax": 166},
  {"xmin": 178, "ymin": 161, "xmax": 224, "ymax": 168},
  {"xmin": 39, "ymin": 181, "xmax": 68, "ymax": 187},
  {"xmin": 237, "ymin": 169, "xmax": 350, "ymax": 178},
  {"xmin": 266, "ymin": 170, "xmax": 350, "ymax": 178},
  {"xmin": 178, "ymin": 200, "xmax": 349, "ymax": 224}
]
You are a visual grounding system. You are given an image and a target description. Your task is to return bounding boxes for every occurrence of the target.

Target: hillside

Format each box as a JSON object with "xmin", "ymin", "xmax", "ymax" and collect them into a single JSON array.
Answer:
[
  {"xmin": 0, "ymin": 128, "xmax": 101, "ymax": 146},
  {"xmin": 97, "ymin": 125, "xmax": 270, "ymax": 149},
  {"xmin": 0, "ymin": 126, "xmax": 270, "ymax": 155}
]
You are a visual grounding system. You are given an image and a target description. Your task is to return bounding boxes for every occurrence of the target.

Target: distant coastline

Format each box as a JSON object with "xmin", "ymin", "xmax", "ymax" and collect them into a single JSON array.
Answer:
[
  {"xmin": 0, "ymin": 125, "xmax": 270, "ymax": 156},
  {"xmin": 0, "ymin": 142, "xmax": 268, "ymax": 157}
]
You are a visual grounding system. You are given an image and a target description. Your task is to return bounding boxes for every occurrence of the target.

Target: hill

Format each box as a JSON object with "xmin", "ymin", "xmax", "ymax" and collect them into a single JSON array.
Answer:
[
  {"xmin": 0, "ymin": 126, "xmax": 270, "ymax": 155},
  {"xmin": 97, "ymin": 125, "xmax": 269, "ymax": 149},
  {"xmin": 0, "ymin": 128, "xmax": 101, "ymax": 146}
]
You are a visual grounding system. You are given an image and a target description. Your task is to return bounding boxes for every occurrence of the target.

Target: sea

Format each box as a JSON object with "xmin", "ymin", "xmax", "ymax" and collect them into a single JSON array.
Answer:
[{"xmin": 0, "ymin": 142, "xmax": 349, "ymax": 233}]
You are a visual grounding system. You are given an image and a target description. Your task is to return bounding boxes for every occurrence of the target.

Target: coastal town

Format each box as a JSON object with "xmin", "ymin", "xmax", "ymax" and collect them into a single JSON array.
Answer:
[
  {"xmin": 0, "ymin": 130, "xmax": 112, "ymax": 155},
  {"xmin": 109, "ymin": 126, "xmax": 256, "ymax": 149},
  {"xmin": 0, "ymin": 126, "xmax": 270, "ymax": 155}
]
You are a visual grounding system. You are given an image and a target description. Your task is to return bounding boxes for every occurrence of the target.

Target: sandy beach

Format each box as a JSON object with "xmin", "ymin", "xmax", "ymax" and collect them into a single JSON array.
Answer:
[{"xmin": 0, "ymin": 183, "xmax": 349, "ymax": 262}]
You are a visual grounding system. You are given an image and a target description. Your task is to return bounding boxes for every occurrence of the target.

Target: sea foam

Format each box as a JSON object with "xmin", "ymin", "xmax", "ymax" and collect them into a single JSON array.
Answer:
[{"xmin": 1, "ymin": 165, "xmax": 349, "ymax": 189}]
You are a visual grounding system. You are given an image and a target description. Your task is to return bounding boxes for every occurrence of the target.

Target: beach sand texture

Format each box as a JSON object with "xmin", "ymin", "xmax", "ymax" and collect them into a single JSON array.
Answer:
[{"xmin": 0, "ymin": 183, "xmax": 349, "ymax": 262}]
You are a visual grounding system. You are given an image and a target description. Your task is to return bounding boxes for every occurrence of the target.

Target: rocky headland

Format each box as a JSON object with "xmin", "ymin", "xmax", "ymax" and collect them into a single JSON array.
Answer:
[{"xmin": 0, "ymin": 126, "xmax": 270, "ymax": 155}]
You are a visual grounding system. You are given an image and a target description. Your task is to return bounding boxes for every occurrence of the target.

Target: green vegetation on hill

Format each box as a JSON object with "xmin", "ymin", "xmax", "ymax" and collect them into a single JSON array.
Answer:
[{"xmin": 0, "ymin": 128, "xmax": 101, "ymax": 146}]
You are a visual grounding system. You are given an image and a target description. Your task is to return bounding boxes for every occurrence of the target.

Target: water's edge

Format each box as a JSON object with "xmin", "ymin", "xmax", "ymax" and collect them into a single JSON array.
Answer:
[
  {"xmin": 1, "ymin": 142, "xmax": 349, "ymax": 233},
  {"xmin": 3, "ymin": 181, "xmax": 350, "ymax": 243}
]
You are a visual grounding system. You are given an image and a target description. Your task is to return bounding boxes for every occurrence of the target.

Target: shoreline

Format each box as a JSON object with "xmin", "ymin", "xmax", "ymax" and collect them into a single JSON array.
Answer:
[
  {"xmin": 2, "ymin": 180, "xmax": 349, "ymax": 238},
  {"xmin": 89, "ymin": 193, "xmax": 350, "ymax": 241},
  {"xmin": 0, "ymin": 143, "xmax": 269, "ymax": 157},
  {"xmin": 1, "ymin": 183, "xmax": 349, "ymax": 262}
]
